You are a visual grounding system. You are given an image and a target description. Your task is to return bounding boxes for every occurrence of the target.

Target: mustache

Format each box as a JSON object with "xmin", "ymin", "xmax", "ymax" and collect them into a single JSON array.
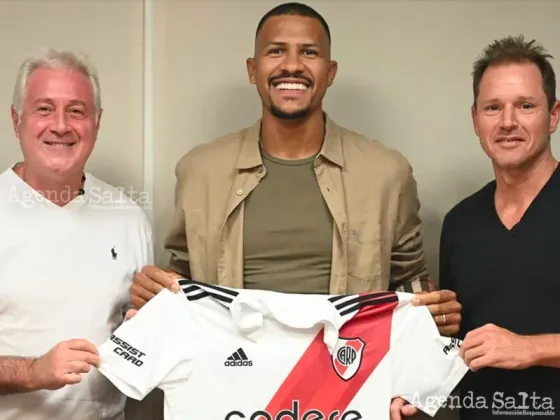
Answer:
[{"xmin": 268, "ymin": 72, "xmax": 313, "ymax": 86}]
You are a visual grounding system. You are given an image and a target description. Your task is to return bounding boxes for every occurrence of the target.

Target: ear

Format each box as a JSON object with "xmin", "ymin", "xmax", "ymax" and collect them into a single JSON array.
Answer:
[
  {"xmin": 327, "ymin": 60, "xmax": 338, "ymax": 87},
  {"xmin": 96, "ymin": 108, "xmax": 103, "ymax": 132},
  {"xmin": 471, "ymin": 105, "xmax": 480, "ymax": 137},
  {"xmin": 11, "ymin": 106, "xmax": 21, "ymax": 139},
  {"xmin": 246, "ymin": 57, "xmax": 257, "ymax": 85},
  {"xmin": 549, "ymin": 100, "xmax": 560, "ymax": 134}
]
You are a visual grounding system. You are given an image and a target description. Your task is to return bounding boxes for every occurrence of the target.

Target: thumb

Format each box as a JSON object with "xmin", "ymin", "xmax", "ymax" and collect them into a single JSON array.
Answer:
[
  {"xmin": 63, "ymin": 372, "xmax": 83, "ymax": 386},
  {"xmin": 124, "ymin": 309, "xmax": 138, "ymax": 321},
  {"xmin": 401, "ymin": 403, "xmax": 418, "ymax": 416}
]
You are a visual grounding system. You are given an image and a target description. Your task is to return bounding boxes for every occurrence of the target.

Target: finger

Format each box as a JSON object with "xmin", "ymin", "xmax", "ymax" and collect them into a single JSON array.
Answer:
[
  {"xmin": 71, "ymin": 350, "xmax": 101, "ymax": 367},
  {"xmin": 462, "ymin": 332, "xmax": 485, "ymax": 351},
  {"xmin": 438, "ymin": 325, "xmax": 460, "ymax": 337},
  {"xmin": 65, "ymin": 339, "xmax": 99, "ymax": 355},
  {"xmin": 143, "ymin": 266, "xmax": 181, "ymax": 292},
  {"xmin": 134, "ymin": 272, "xmax": 166, "ymax": 296},
  {"xmin": 463, "ymin": 346, "xmax": 484, "ymax": 365},
  {"xmin": 63, "ymin": 372, "xmax": 83, "ymax": 385},
  {"xmin": 434, "ymin": 312, "xmax": 461, "ymax": 326},
  {"xmin": 124, "ymin": 309, "xmax": 138, "ymax": 321},
  {"xmin": 428, "ymin": 300, "xmax": 462, "ymax": 317},
  {"xmin": 130, "ymin": 294, "xmax": 148, "ymax": 310},
  {"xmin": 66, "ymin": 361, "xmax": 92, "ymax": 374},
  {"xmin": 401, "ymin": 404, "xmax": 418, "ymax": 417},
  {"xmin": 390, "ymin": 399, "xmax": 405, "ymax": 420},
  {"xmin": 413, "ymin": 290, "xmax": 456, "ymax": 306},
  {"xmin": 130, "ymin": 282, "xmax": 157, "ymax": 307},
  {"xmin": 468, "ymin": 354, "xmax": 492, "ymax": 371}
]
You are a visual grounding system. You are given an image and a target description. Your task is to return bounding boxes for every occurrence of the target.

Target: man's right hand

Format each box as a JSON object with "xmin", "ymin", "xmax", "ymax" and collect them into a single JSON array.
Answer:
[
  {"xmin": 130, "ymin": 265, "xmax": 182, "ymax": 309},
  {"xmin": 31, "ymin": 339, "xmax": 99, "ymax": 391}
]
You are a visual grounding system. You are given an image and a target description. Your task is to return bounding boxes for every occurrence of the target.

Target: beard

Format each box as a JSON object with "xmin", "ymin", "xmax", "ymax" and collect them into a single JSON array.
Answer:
[{"xmin": 269, "ymin": 103, "xmax": 312, "ymax": 120}]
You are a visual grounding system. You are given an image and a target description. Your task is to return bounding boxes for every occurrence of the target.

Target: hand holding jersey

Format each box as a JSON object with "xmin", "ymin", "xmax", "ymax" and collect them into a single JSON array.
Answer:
[
  {"xmin": 412, "ymin": 290, "xmax": 462, "ymax": 337},
  {"xmin": 130, "ymin": 266, "xmax": 462, "ymax": 337},
  {"xmin": 129, "ymin": 265, "xmax": 181, "ymax": 309},
  {"xmin": 30, "ymin": 339, "xmax": 99, "ymax": 391},
  {"xmin": 460, "ymin": 323, "xmax": 536, "ymax": 371},
  {"xmin": 99, "ymin": 281, "xmax": 468, "ymax": 419}
]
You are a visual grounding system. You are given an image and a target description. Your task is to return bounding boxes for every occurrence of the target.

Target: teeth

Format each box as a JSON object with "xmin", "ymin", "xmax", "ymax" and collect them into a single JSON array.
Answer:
[
  {"xmin": 46, "ymin": 143, "xmax": 73, "ymax": 148},
  {"xmin": 276, "ymin": 83, "xmax": 307, "ymax": 91}
]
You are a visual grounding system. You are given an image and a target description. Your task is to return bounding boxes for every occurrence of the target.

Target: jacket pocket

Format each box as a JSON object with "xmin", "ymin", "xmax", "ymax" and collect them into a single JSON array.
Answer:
[{"xmin": 346, "ymin": 218, "xmax": 383, "ymax": 285}]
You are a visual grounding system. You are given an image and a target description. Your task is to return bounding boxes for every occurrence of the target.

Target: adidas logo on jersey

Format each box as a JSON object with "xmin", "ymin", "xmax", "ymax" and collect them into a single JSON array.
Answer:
[{"xmin": 224, "ymin": 348, "xmax": 253, "ymax": 367}]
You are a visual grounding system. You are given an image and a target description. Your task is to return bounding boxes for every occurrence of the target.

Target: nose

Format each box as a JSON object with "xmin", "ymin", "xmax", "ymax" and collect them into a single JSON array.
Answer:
[
  {"xmin": 500, "ymin": 104, "xmax": 518, "ymax": 131},
  {"xmin": 50, "ymin": 109, "xmax": 71, "ymax": 136},
  {"xmin": 281, "ymin": 48, "xmax": 305, "ymax": 74}
]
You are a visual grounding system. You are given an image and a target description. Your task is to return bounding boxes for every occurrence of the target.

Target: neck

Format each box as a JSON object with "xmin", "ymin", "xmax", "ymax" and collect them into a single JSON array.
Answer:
[
  {"xmin": 260, "ymin": 108, "xmax": 325, "ymax": 160},
  {"xmin": 14, "ymin": 162, "xmax": 84, "ymax": 207},
  {"xmin": 494, "ymin": 151, "xmax": 558, "ymax": 206}
]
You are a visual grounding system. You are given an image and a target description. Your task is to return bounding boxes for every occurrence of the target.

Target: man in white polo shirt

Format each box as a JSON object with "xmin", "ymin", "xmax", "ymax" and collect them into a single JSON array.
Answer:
[{"xmin": 0, "ymin": 49, "xmax": 153, "ymax": 420}]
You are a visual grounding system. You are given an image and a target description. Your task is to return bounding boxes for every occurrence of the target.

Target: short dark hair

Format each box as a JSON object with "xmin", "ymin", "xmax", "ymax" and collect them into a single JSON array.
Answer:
[
  {"xmin": 256, "ymin": 2, "xmax": 331, "ymax": 42},
  {"xmin": 472, "ymin": 35, "xmax": 556, "ymax": 110}
]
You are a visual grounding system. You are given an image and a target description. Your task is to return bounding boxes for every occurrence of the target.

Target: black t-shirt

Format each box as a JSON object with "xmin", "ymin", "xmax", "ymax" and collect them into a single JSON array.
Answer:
[{"xmin": 440, "ymin": 166, "xmax": 560, "ymax": 420}]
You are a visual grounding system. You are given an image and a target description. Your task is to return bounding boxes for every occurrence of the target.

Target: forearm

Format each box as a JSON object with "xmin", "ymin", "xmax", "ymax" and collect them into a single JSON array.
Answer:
[
  {"xmin": 526, "ymin": 334, "xmax": 560, "ymax": 368},
  {"xmin": 389, "ymin": 224, "xmax": 429, "ymax": 291},
  {"xmin": 392, "ymin": 274, "xmax": 434, "ymax": 293},
  {"xmin": 0, "ymin": 356, "xmax": 37, "ymax": 395}
]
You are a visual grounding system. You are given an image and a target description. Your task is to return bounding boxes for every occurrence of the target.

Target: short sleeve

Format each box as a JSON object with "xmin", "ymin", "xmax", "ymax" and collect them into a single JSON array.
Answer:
[
  {"xmin": 390, "ymin": 294, "xmax": 469, "ymax": 417},
  {"xmin": 97, "ymin": 289, "xmax": 197, "ymax": 400}
]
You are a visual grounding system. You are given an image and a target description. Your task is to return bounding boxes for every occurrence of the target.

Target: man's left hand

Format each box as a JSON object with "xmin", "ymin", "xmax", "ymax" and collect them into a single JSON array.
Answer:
[
  {"xmin": 390, "ymin": 397, "xmax": 418, "ymax": 420},
  {"xmin": 413, "ymin": 290, "xmax": 461, "ymax": 336},
  {"xmin": 461, "ymin": 323, "xmax": 533, "ymax": 371}
]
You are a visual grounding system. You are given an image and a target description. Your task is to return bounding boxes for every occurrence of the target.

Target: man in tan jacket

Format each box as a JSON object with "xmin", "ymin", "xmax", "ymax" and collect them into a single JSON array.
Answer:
[{"xmin": 130, "ymin": 2, "xmax": 462, "ymax": 418}]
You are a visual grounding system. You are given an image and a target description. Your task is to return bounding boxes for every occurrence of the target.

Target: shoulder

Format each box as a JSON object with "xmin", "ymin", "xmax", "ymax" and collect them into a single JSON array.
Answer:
[
  {"xmin": 86, "ymin": 174, "xmax": 152, "ymax": 229},
  {"xmin": 336, "ymin": 124, "xmax": 413, "ymax": 181},
  {"xmin": 443, "ymin": 180, "xmax": 495, "ymax": 228},
  {"xmin": 174, "ymin": 127, "xmax": 250, "ymax": 178}
]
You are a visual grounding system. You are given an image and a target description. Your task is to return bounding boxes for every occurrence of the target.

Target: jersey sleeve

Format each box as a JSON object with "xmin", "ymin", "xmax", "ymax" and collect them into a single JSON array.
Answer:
[
  {"xmin": 391, "ymin": 295, "xmax": 469, "ymax": 417},
  {"xmin": 97, "ymin": 288, "xmax": 197, "ymax": 400}
]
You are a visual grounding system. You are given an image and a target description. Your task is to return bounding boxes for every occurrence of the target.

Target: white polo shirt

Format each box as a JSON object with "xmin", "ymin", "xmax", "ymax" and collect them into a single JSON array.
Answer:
[{"xmin": 0, "ymin": 167, "xmax": 153, "ymax": 420}]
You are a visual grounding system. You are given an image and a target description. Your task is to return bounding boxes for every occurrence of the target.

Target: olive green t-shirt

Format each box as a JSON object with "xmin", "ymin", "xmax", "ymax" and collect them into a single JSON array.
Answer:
[{"xmin": 242, "ymin": 149, "xmax": 333, "ymax": 294}]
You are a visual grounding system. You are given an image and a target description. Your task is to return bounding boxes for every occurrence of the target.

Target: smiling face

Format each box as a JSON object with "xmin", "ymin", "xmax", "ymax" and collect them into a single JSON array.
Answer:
[
  {"xmin": 11, "ymin": 67, "xmax": 101, "ymax": 177},
  {"xmin": 472, "ymin": 62, "xmax": 560, "ymax": 170},
  {"xmin": 246, "ymin": 14, "xmax": 337, "ymax": 120}
]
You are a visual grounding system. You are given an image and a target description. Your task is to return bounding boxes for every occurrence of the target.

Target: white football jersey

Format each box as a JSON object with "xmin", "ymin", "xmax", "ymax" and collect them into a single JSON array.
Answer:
[{"xmin": 98, "ymin": 280, "xmax": 468, "ymax": 419}]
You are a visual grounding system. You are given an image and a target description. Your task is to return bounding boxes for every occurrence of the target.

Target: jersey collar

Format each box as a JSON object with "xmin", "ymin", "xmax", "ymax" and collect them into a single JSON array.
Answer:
[{"xmin": 229, "ymin": 290, "xmax": 344, "ymax": 354}]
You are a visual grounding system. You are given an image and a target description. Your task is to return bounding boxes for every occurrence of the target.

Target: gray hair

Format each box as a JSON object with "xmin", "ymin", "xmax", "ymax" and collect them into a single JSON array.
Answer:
[{"xmin": 12, "ymin": 48, "xmax": 102, "ymax": 117}]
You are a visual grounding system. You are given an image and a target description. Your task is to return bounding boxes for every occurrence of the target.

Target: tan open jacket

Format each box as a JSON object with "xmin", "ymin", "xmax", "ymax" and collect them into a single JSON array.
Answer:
[{"xmin": 164, "ymin": 115, "xmax": 430, "ymax": 294}]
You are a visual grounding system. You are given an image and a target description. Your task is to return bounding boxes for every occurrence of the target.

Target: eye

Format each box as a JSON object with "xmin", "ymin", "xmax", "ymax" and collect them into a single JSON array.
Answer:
[
  {"xmin": 268, "ymin": 48, "xmax": 284, "ymax": 55},
  {"xmin": 36, "ymin": 106, "xmax": 52, "ymax": 114},
  {"xmin": 69, "ymin": 108, "xmax": 85, "ymax": 117},
  {"xmin": 485, "ymin": 104, "xmax": 500, "ymax": 112},
  {"xmin": 520, "ymin": 103, "xmax": 534, "ymax": 110},
  {"xmin": 302, "ymin": 49, "xmax": 318, "ymax": 56}
]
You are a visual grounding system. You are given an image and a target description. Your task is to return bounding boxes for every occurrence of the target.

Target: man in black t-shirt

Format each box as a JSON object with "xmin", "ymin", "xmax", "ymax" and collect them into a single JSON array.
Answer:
[{"xmin": 440, "ymin": 35, "xmax": 560, "ymax": 420}]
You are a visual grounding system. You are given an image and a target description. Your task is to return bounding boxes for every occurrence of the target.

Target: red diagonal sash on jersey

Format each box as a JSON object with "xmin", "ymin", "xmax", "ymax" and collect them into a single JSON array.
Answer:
[{"xmin": 264, "ymin": 294, "xmax": 399, "ymax": 416}]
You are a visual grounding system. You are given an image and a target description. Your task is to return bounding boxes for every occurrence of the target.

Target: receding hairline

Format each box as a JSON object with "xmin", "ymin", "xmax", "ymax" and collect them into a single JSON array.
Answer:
[
  {"xmin": 253, "ymin": 14, "xmax": 331, "ymax": 54},
  {"xmin": 12, "ymin": 48, "xmax": 102, "ymax": 117},
  {"xmin": 471, "ymin": 35, "xmax": 556, "ymax": 109},
  {"xmin": 254, "ymin": 2, "xmax": 331, "ymax": 52}
]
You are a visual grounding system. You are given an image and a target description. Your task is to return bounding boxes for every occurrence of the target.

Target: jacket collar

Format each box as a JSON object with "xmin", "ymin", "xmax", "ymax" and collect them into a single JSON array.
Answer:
[{"xmin": 235, "ymin": 112, "xmax": 344, "ymax": 169}]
